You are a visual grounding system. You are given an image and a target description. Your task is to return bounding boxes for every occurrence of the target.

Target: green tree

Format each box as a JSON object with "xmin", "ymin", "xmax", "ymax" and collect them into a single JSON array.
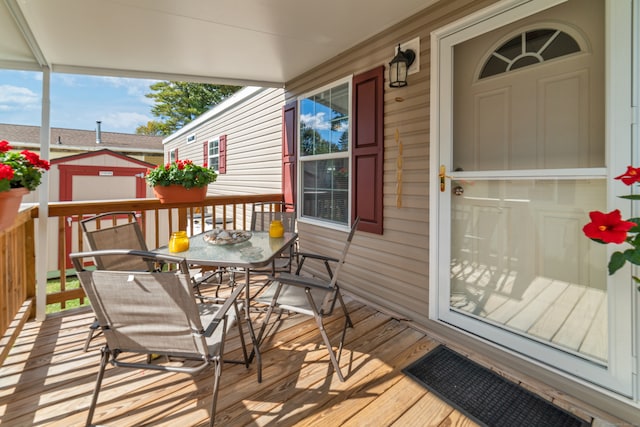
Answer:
[{"xmin": 136, "ymin": 82, "xmax": 241, "ymax": 136}]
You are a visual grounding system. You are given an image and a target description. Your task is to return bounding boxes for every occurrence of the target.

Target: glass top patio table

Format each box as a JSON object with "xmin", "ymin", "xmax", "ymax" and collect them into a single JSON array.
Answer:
[
  {"xmin": 154, "ymin": 230, "xmax": 297, "ymax": 383},
  {"xmin": 154, "ymin": 231, "xmax": 297, "ymax": 268}
]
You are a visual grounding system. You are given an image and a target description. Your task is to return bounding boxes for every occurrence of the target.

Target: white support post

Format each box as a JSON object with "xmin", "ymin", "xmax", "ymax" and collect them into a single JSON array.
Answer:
[{"xmin": 36, "ymin": 66, "xmax": 50, "ymax": 321}]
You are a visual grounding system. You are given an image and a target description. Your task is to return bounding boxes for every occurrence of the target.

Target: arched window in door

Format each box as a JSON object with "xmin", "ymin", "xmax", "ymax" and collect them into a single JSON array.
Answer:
[{"xmin": 480, "ymin": 29, "xmax": 581, "ymax": 79}]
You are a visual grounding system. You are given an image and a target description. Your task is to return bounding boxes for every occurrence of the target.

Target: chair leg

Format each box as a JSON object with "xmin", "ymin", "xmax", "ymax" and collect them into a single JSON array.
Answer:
[
  {"xmin": 306, "ymin": 289, "xmax": 346, "ymax": 382},
  {"xmin": 86, "ymin": 347, "xmax": 110, "ymax": 427},
  {"xmin": 255, "ymin": 282, "xmax": 284, "ymax": 349},
  {"xmin": 335, "ymin": 288, "xmax": 353, "ymax": 328},
  {"xmin": 209, "ymin": 359, "xmax": 222, "ymax": 427},
  {"xmin": 84, "ymin": 319, "xmax": 102, "ymax": 352},
  {"xmin": 233, "ymin": 303, "xmax": 249, "ymax": 367}
]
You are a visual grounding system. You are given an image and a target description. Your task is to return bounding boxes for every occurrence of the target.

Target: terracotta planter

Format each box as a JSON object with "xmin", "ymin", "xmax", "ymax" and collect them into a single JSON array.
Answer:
[
  {"xmin": 0, "ymin": 187, "xmax": 29, "ymax": 231},
  {"xmin": 152, "ymin": 185, "xmax": 207, "ymax": 204}
]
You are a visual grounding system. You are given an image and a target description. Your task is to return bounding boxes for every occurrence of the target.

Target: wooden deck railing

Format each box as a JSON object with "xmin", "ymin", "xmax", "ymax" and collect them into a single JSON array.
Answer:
[
  {"xmin": 0, "ymin": 193, "xmax": 284, "ymax": 365},
  {"xmin": 0, "ymin": 208, "xmax": 36, "ymax": 366}
]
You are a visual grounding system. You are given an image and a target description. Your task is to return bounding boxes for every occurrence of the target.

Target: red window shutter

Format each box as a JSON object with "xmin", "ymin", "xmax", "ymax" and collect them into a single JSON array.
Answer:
[
  {"xmin": 202, "ymin": 141, "xmax": 208, "ymax": 167},
  {"xmin": 282, "ymin": 101, "xmax": 297, "ymax": 208},
  {"xmin": 219, "ymin": 134, "xmax": 227, "ymax": 174},
  {"xmin": 352, "ymin": 65, "xmax": 384, "ymax": 234}
]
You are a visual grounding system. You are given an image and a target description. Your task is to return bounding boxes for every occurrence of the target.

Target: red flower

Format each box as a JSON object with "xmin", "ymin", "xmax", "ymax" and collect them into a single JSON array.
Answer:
[
  {"xmin": 177, "ymin": 161, "xmax": 185, "ymax": 170},
  {"xmin": 614, "ymin": 166, "xmax": 640, "ymax": 185},
  {"xmin": 0, "ymin": 140, "xmax": 11, "ymax": 153},
  {"xmin": 0, "ymin": 164, "xmax": 14, "ymax": 180},
  {"xmin": 583, "ymin": 209, "xmax": 636, "ymax": 244},
  {"xmin": 20, "ymin": 150, "xmax": 50, "ymax": 170}
]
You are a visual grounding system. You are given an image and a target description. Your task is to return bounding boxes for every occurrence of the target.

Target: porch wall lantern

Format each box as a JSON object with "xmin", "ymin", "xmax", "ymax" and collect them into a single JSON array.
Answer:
[{"xmin": 389, "ymin": 44, "xmax": 416, "ymax": 88}]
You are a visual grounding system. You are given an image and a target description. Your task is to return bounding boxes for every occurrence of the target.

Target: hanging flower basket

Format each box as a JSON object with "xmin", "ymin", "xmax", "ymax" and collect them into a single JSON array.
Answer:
[
  {"xmin": 152, "ymin": 184, "xmax": 207, "ymax": 204},
  {"xmin": 0, "ymin": 187, "xmax": 29, "ymax": 231}
]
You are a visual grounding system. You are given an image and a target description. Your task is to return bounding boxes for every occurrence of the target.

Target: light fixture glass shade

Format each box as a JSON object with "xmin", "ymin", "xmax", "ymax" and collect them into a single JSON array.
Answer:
[{"xmin": 389, "ymin": 44, "xmax": 415, "ymax": 88}]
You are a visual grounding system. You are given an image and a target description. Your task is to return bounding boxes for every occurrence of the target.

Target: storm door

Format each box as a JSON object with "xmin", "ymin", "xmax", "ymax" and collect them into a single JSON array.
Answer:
[{"xmin": 432, "ymin": 0, "xmax": 634, "ymax": 395}]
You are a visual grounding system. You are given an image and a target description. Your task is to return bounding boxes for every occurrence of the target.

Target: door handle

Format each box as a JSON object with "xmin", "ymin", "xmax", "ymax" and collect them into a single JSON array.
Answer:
[{"xmin": 439, "ymin": 165, "xmax": 452, "ymax": 192}]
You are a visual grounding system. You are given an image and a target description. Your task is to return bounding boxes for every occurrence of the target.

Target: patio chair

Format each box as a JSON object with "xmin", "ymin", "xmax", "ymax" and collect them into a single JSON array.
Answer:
[
  {"xmin": 253, "ymin": 217, "xmax": 359, "ymax": 382},
  {"xmin": 250, "ymin": 202, "xmax": 297, "ymax": 275},
  {"xmin": 80, "ymin": 211, "xmax": 221, "ymax": 351},
  {"xmin": 228, "ymin": 202, "xmax": 297, "ymax": 290},
  {"xmin": 70, "ymin": 249, "xmax": 248, "ymax": 427}
]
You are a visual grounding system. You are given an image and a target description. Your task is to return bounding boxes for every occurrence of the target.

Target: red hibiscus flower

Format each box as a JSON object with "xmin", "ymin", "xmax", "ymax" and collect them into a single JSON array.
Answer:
[
  {"xmin": 583, "ymin": 209, "xmax": 636, "ymax": 244},
  {"xmin": 614, "ymin": 166, "xmax": 640, "ymax": 186}
]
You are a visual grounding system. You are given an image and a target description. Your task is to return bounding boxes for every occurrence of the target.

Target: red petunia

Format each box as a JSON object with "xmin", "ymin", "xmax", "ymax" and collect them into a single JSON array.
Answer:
[
  {"xmin": 0, "ymin": 163, "xmax": 14, "ymax": 180},
  {"xmin": 0, "ymin": 140, "xmax": 12, "ymax": 153},
  {"xmin": 614, "ymin": 166, "xmax": 640, "ymax": 186},
  {"xmin": 583, "ymin": 209, "xmax": 636, "ymax": 244}
]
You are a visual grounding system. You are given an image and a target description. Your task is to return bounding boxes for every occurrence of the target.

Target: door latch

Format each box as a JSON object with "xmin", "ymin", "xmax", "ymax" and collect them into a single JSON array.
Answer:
[{"xmin": 439, "ymin": 165, "xmax": 452, "ymax": 192}]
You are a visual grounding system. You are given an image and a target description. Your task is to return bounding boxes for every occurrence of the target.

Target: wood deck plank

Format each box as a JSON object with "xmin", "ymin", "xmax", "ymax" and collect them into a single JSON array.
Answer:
[{"xmin": 0, "ymin": 288, "xmax": 622, "ymax": 426}]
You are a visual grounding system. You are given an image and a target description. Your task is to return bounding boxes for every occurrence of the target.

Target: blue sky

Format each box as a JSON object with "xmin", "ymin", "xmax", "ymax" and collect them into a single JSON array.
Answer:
[{"xmin": 0, "ymin": 69, "xmax": 158, "ymax": 133}]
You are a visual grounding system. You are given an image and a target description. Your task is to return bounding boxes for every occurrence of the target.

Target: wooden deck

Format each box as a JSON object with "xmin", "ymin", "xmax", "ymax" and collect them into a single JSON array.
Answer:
[{"xmin": 0, "ymin": 282, "xmax": 626, "ymax": 426}]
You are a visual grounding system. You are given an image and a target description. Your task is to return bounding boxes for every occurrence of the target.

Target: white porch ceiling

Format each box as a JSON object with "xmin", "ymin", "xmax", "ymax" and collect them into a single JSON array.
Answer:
[{"xmin": 1, "ymin": 0, "xmax": 431, "ymax": 86}]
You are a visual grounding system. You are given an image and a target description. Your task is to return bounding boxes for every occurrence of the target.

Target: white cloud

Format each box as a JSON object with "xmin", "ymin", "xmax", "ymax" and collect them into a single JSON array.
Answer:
[
  {"xmin": 300, "ymin": 112, "xmax": 330, "ymax": 130},
  {"xmin": 0, "ymin": 85, "xmax": 39, "ymax": 108},
  {"xmin": 102, "ymin": 111, "xmax": 151, "ymax": 132}
]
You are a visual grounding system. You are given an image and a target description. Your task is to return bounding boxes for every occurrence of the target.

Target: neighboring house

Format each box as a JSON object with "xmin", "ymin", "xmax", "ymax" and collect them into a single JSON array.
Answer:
[
  {"xmin": 163, "ymin": 87, "xmax": 286, "ymax": 197},
  {"xmin": 0, "ymin": 122, "xmax": 164, "ymax": 164}
]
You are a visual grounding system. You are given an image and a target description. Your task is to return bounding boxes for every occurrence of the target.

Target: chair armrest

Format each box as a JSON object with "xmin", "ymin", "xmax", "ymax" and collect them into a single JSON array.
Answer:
[
  {"xmin": 202, "ymin": 281, "xmax": 246, "ymax": 337},
  {"xmin": 296, "ymin": 252, "xmax": 339, "ymax": 277},
  {"xmin": 275, "ymin": 272, "xmax": 333, "ymax": 291},
  {"xmin": 297, "ymin": 252, "xmax": 339, "ymax": 263}
]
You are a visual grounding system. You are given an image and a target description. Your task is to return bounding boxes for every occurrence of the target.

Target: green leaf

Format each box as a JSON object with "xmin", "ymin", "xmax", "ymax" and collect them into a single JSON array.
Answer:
[
  {"xmin": 619, "ymin": 195, "xmax": 640, "ymax": 200},
  {"xmin": 608, "ymin": 251, "xmax": 626, "ymax": 275},
  {"xmin": 623, "ymin": 248, "xmax": 640, "ymax": 265}
]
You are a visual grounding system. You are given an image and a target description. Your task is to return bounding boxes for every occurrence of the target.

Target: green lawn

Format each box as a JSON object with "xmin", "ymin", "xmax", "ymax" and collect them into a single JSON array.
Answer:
[{"xmin": 46, "ymin": 277, "xmax": 90, "ymax": 314}]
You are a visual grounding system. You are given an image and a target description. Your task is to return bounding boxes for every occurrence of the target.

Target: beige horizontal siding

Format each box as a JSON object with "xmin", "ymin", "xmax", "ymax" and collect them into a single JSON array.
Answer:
[
  {"xmin": 286, "ymin": 0, "xmax": 497, "ymax": 326},
  {"xmin": 164, "ymin": 87, "xmax": 285, "ymax": 196}
]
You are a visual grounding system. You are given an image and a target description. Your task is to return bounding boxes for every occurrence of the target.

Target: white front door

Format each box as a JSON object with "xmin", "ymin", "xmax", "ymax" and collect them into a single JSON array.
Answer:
[{"xmin": 431, "ymin": 0, "xmax": 635, "ymax": 396}]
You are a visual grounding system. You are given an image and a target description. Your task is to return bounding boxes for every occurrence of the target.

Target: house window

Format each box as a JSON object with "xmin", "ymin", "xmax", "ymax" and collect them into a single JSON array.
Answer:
[
  {"xmin": 299, "ymin": 79, "xmax": 350, "ymax": 225},
  {"xmin": 208, "ymin": 138, "xmax": 220, "ymax": 172},
  {"xmin": 168, "ymin": 148, "xmax": 178, "ymax": 163},
  {"xmin": 480, "ymin": 29, "xmax": 580, "ymax": 79}
]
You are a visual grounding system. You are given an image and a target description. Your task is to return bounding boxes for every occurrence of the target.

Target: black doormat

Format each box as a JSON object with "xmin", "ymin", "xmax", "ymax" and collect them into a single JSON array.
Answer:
[{"xmin": 402, "ymin": 345, "xmax": 590, "ymax": 427}]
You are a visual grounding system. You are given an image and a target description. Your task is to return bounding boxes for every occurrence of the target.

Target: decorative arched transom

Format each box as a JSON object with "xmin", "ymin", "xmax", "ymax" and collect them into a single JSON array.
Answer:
[{"xmin": 480, "ymin": 29, "xmax": 581, "ymax": 79}]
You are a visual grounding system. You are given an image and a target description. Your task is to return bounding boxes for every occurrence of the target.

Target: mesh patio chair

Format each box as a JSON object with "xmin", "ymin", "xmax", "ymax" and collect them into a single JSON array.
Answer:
[
  {"xmin": 253, "ymin": 217, "xmax": 359, "ymax": 382},
  {"xmin": 70, "ymin": 250, "xmax": 248, "ymax": 427},
  {"xmin": 250, "ymin": 202, "xmax": 297, "ymax": 275},
  {"xmin": 80, "ymin": 211, "xmax": 222, "ymax": 351},
  {"xmin": 228, "ymin": 202, "xmax": 297, "ymax": 290}
]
